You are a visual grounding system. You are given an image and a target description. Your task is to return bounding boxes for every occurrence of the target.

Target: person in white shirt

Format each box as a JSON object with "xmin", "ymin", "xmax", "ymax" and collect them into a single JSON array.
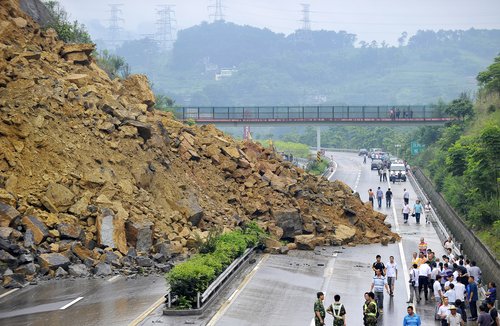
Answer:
[
  {"xmin": 386, "ymin": 256, "xmax": 398, "ymax": 296},
  {"xmin": 407, "ymin": 263, "xmax": 419, "ymax": 303},
  {"xmin": 447, "ymin": 305, "xmax": 464, "ymax": 326},
  {"xmin": 434, "ymin": 275, "xmax": 444, "ymax": 302},
  {"xmin": 454, "ymin": 279, "xmax": 466, "ymax": 302},
  {"xmin": 418, "ymin": 262, "xmax": 431, "ymax": 301},
  {"xmin": 434, "ymin": 275, "xmax": 444, "ymax": 317},
  {"xmin": 468, "ymin": 261, "xmax": 482, "ymax": 284},
  {"xmin": 438, "ymin": 297, "xmax": 452, "ymax": 324},
  {"xmin": 445, "ymin": 283, "xmax": 457, "ymax": 304}
]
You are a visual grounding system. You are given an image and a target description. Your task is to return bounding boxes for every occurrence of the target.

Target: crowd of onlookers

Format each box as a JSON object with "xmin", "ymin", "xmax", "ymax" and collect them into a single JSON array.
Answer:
[{"xmin": 406, "ymin": 237, "xmax": 498, "ymax": 325}]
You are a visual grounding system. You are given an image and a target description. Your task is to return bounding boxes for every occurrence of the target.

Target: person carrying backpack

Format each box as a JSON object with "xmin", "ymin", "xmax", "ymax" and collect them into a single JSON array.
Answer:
[{"xmin": 326, "ymin": 294, "xmax": 346, "ymax": 326}]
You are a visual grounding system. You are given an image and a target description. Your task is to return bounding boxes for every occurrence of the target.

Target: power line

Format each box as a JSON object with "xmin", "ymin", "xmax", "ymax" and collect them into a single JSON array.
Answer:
[
  {"xmin": 156, "ymin": 5, "xmax": 176, "ymax": 51},
  {"xmin": 208, "ymin": 0, "xmax": 225, "ymax": 22}
]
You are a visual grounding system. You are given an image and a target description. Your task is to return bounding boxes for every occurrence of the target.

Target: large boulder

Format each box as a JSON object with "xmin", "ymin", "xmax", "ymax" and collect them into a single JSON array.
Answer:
[
  {"xmin": 272, "ymin": 208, "xmax": 303, "ymax": 239},
  {"xmin": 120, "ymin": 75, "xmax": 155, "ymax": 108},
  {"xmin": 38, "ymin": 253, "xmax": 70, "ymax": 270},
  {"xmin": 44, "ymin": 182, "xmax": 75, "ymax": 212},
  {"xmin": 178, "ymin": 193, "xmax": 204, "ymax": 227},
  {"xmin": 125, "ymin": 221, "xmax": 153, "ymax": 252},
  {"xmin": 21, "ymin": 215, "xmax": 48, "ymax": 245},
  {"xmin": 330, "ymin": 224, "xmax": 357, "ymax": 245},
  {"xmin": 96, "ymin": 208, "xmax": 127, "ymax": 254},
  {"xmin": 71, "ymin": 242, "xmax": 94, "ymax": 261},
  {"xmin": 294, "ymin": 234, "xmax": 325, "ymax": 250},
  {"xmin": 0, "ymin": 203, "xmax": 20, "ymax": 227},
  {"xmin": 94, "ymin": 262, "xmax": 112, "ymax": 276}
]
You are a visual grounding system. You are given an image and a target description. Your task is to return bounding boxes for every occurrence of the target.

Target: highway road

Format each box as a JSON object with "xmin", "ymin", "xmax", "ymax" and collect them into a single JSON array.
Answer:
[
  {"xmin": 0, "ymin": 152, "xmax": 461, "ymax": 326},
  {"xmin": 0, "ymin": 274, "xmax": 167, "ymax": 326},
  {"xmin": 203, "ymin": 151, "xmax": 451, "ymax": 326}
]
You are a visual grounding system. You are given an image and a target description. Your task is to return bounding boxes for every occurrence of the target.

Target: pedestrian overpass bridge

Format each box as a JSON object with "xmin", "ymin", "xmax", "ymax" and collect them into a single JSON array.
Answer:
[{"xmin": 174, "ymin": 105, "xmax": 453, "ymax": 126}]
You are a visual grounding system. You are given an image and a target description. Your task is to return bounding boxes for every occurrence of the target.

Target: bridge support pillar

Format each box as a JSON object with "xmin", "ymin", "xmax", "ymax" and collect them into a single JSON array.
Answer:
[{"xmin": 316, "ymin": 126, "xmax": 321, "ymax": 152}]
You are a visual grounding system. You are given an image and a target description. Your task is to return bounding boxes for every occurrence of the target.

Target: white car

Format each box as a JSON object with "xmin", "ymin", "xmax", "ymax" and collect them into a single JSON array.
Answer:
[{"xmin": 390, "ymin": 163, "xmax": 407, "ymax": 182}]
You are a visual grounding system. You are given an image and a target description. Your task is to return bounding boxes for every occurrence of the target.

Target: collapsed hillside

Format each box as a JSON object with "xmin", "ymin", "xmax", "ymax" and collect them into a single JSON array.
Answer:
[{"xmin": 0, "ymin": 0, "xmax": 397, "ymax": 288}]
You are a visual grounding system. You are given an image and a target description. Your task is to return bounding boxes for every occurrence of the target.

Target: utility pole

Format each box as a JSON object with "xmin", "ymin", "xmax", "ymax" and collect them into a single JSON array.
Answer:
[
  {"xmin": 208, "ymin": 0, "xmax": 225, "ymax": 22},
  {"xmin": 156, "ymin": 5, "xmax": 176, "ymax": 51},
  {"xmin": 107, "ymin": 3, "xmax": 124, "ymax": 50}
]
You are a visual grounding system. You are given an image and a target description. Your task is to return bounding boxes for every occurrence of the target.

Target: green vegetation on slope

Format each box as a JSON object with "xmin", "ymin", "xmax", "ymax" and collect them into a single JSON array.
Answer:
[
  {"xmin": 113, "ymin": 21, "xmax": 500, "ymax": 106},
  {"xmin": 412, "ymin": 55, "xmax": 500, "ymax": 258}
]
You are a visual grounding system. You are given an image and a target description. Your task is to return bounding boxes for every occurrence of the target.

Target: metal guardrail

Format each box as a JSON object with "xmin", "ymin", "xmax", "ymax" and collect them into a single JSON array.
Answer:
[
  {"xmin": 200, "ymin": 247, "xmax": 253, "ymax": 305},
  {"xmin": 165, "ymin": 247, "xmax": 255, "ymax": 310},
  {"xmin": 412, "ymin": 167, "xmax": 500, "ymax": 287}
]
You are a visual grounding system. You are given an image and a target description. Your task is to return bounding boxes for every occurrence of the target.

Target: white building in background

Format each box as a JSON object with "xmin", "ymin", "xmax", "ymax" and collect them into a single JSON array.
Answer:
[{"xmin": 215, "ymin": 67, "xmax": 238, "ymax": 81}]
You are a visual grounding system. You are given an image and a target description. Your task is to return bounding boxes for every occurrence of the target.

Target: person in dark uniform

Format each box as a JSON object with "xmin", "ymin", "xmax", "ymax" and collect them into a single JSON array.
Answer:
[
  {"xmin": 315, "ymin": 291, "xmax": 326, "ymax": 326},
  {"xmin": 327, "ymin": 294, "xmax": 347, "ymax": 326},
  {"xmin": 364, "ymin": 292, "xmax": 378, "ymax": 325}
]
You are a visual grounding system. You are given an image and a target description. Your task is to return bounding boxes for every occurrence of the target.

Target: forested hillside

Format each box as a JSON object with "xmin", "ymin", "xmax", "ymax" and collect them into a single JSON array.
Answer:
[
  {"xmin": 412, "ymin": 56, "xmax": 500, "ymax": 257},
  {"xmin": 116, "ymin": 21, "xmax": 500, "ymax": 106}
]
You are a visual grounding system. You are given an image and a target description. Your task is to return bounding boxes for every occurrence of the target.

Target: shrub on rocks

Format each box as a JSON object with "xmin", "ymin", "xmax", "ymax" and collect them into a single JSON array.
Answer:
[{"xmin": 166, "ymin": 223, "xmax": 264, "ymax": 309}]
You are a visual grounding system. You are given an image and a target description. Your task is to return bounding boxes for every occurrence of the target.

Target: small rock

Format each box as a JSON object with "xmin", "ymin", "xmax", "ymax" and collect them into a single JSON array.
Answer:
[
  {"xmin": 58, "ymin": 223, "xmax": 83, "ymax": 239},
  {"xmin": 94, "ymin": 262, "xmax": 112, "ymax": 276},
  {"xmin": 55, "ymin": 267, "xmax": 68, "ymax": 277},
  {"xmin": 0, "ymin": 227, "xmax": 14, "ymax": 239},
  {"xmin": 3, "ymin": 273, "xmax": 26, "ymax": 288},
  {"xmin": 21, "ymin": 215, "xmax": 49, "ymax": 245},
  {"xmin": 0, "ymin": 203, "xmax": 20, "ymax": 227},
  {"xmin": 15, "ymin": 262, "xmax": 37, "ymax": 275},
  {"xmin": 68, "ymin": 264, "xmax": 90, "ymax": 277},
  {"xmin": 38, "ymin": 253, "xmax": 71, "ymax": 270},
  {"xmin": 135, "ymin": 256, "xmax": 153, "ymax": 267}
]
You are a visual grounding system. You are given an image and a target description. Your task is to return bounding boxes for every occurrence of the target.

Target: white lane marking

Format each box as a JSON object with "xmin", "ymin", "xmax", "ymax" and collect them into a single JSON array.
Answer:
[
  {"xmin": 387, "ymin": 178, "xmax": 414, "ymax": 312},
  {"xmin": 108, "ymin": 275, "xmax": 120, "ymax": 283},
  {"xmin": 59, "ymin": 296, "xmax": 84, "ymax": 310},
  {"xmin": 353, "ymin": 170, "xmax": 361, "ymax": 192},
  {"xmin": 310, "ymin": 253, "xmax": 338, "ymax": 326},
  {"xmin": 206, "ymin": 254, "xmax": 269, "ymax": 326},
  {"xmin": 0, "ymin": 288, "xmax": 19, "ymax": 299}
]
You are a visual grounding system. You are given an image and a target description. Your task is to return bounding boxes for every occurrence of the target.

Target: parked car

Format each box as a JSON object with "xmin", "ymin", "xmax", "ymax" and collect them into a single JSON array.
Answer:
[
  {"xmin": 389, "ymin": 163, "xmax": 407, "ymax": 182},
  {"xmin": 371, "ymin": 159, "xmax": 383, "ymax": 170},
  {"xmin": 358, "ymin": 148, "xmax": 368, "ymax": 156}
]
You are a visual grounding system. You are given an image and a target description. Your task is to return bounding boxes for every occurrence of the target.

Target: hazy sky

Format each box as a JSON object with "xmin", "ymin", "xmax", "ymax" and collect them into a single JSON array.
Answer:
[{"xmin": 58, "ymin": 0, "xmax": 500, "ymax": 45}]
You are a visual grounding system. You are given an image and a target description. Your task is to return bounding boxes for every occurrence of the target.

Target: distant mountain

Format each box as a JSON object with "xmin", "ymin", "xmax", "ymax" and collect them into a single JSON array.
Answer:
[{"xmin": 116, "ymin": 21, "xmax": 500, "ymax": 106}]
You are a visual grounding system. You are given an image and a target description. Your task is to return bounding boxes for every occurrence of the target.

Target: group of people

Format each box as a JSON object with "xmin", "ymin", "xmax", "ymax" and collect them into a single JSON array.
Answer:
[
  {"xmin": 313, "ymin": 237, "xmax": 498, "ymax": 326},
  {"xmin": 389, "ymin": 107, "xmax": 414, "ymax": 120},
  {"xmin": 406, "ymin": 237, "xmax": 498, "ymax": 325}
]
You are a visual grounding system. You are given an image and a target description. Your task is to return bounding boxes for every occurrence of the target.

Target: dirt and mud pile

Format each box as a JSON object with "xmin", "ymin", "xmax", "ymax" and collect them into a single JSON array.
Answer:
[{"xmin": 0, "ymin": 0, "xmax": 398, "ymax": 288}]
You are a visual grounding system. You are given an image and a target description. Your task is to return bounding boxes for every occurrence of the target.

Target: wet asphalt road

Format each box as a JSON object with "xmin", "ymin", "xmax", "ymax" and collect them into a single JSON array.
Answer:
[
  {"xmin": 209, "ymin": 152, "xmax": 456, "ymax": 325},
  {"xmin": 1, "ymin": 152, "xmax": 475, "ymax": 326},
  {"xmin": 0, "ymin": 274, "xmax": 167, "ymax": 326}
]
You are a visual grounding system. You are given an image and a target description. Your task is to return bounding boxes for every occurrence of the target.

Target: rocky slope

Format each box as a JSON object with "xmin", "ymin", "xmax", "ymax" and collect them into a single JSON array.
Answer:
[{"xmin": 0, "ymin": 0, "xmax": 397, "ymax": 288}]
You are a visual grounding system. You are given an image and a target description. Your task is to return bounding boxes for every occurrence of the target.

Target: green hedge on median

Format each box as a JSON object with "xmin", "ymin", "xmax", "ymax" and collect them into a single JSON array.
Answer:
[{"xmin": 166, "ymin": 223, "xmax": 265, "ymax": 309}]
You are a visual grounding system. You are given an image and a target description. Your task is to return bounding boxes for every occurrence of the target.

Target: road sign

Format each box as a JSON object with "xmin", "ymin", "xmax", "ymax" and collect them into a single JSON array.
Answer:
[
  {"xmin": 317, "ymin": 151, "xmax": 321, "ymax": 162},
  {"xmin": 411, "ymin": 141, "xmax": 425, "ymax": 155}
]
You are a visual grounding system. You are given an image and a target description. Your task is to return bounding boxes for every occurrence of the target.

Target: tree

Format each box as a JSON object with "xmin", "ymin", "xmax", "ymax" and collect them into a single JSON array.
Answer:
[
  {"xmin": 477, "ymin": 53, "xmax": 500, "ymax": 93},
  {"xmin": 445, "ymin": 92, "xmax": 474, "ymax": 121},
  {"xmin": 398, "ymin": 32, "xmax": 408, "ymax": 47},
  {"xmin": 96, "ymin": 50, "xmax": 129, "ymax": 79},
  {"xmin": 43, "ymin": 1, "xmax": 92, "ymax": 43}
]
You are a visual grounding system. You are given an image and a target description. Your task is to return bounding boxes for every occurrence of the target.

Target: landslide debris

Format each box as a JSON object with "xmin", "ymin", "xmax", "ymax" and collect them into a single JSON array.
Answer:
[{"xmin": 0, "ymin": 0, "xmax": 398, "ymax": 288}]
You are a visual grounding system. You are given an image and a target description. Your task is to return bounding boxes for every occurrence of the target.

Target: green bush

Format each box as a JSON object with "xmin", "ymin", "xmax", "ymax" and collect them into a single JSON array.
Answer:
[{"xmin": 166, "ymin": 223, "xmax": 264, "ymax": 309}]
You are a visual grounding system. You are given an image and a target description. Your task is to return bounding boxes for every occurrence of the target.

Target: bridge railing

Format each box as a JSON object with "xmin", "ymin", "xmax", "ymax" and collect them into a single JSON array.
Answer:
[{"xmin": 175, "ymin": 105, "xmax": 449, "ymax": 121}]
